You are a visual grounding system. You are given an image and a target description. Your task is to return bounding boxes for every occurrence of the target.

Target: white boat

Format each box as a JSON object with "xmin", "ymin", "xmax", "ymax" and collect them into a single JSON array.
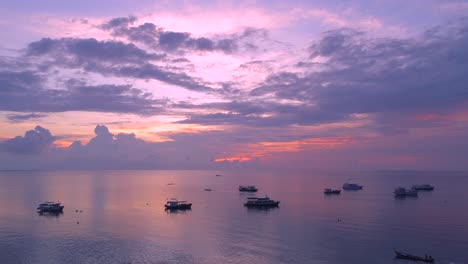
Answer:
[
  {"xmin": 37, "ymin": 201, "xmax": 64, "ymax": 212},
  {"xmin": 342, "ymin": 183, "xmax": 363, "ymax": 190},
  {"xmin": 244, "ymin": 196, "xmax": 280, "ymax": 208},
  {"xmin": 394, "ymin": 187, "xmax": 418, "ymax": 197}
]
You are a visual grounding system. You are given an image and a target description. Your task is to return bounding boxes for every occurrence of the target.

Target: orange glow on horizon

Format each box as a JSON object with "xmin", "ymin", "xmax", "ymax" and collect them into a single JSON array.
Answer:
[
  {"xmin": 214, "ymin": 136, "xmax": 354, "ymax": 162},
  {"xmin": 214, "ymin": 157, "xmax": 252, "ymax": 163}
]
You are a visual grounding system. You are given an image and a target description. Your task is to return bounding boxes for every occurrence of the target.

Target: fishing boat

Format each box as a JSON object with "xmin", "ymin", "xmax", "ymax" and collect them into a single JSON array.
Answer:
[
  {"xmin": 164, "ymin": 199, "xmax": 192, "ymax": 210},
  {"xmin": 411, "ymin": 184, "xmax": 434, "ymax": 191},
  {"xmin": 394, "ymin": 249, "xmax": 434, "ymax": 263},
  {"xmin": 342, "ymin": 183, "xmax": 363, "ymax": 190},
  {"xmin": 324, "ymin": 188, "xmax": 341, "ymax": 194},
  {"xmin": 394, "ymin": 187, "xmax": 418, "ymax": 197},
  {"xmin": 37, "ymin": 201, "xmax": 64, "ymax": 213},
  {"xmin": 244, "ymin": 196, "xmax": 280, "ymax": 208},
  {"xmin": 239, "ymin": 185, "xmax": 258, "ymax": 192}
]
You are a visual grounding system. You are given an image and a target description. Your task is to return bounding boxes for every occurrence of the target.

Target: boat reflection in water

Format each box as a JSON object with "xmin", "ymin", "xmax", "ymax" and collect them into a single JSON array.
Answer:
[{"xmin": 37, "ymin": 211, "xmax": 63, "ymax": 218}]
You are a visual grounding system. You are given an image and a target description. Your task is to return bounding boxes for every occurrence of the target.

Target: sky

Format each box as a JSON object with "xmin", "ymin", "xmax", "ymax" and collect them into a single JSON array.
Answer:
[{"xmin": 1, "ymin": 0, "xmax": 468, "ymax": 170}]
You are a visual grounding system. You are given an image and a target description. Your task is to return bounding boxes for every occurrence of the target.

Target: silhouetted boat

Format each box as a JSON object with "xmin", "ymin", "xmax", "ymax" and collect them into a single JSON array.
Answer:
[
  {"xmin": 164, "ymin": 199, "xmax": 192, "ymax": 210},
  {"xmin": 37, "ymin": 201, "xmax": 64, "ymax": 213},
  {"xmin": 394, "ymin": 187, "xmax": 418, "ymax": 197},
  {"xmin": 239, "ymin": 185, "xmax": 258, "ymax": 192},
  {"xmin": 244, "ymin": 196, "xmax": 280, "ymax": 208},
  {"xmin": 204, "ymin": 188, "xmax": 212, "ymax": 191},
  {"xmin": 216, "ymin": 174, "xmax": 222, "ymax": 177},
  {"xmin": 342, "ymin": 183, "xmax": 363, "ymax": 190},
  {"xmin": 412, "ymin": 184, "xmax": 434, "ymax": 191},
  {"xmin": 394, "ymin": 249, "xmax": 434, "ymax": 263},
  {"xmin": 324, "ymin": 188, "xmax": 341, "ymax": 194}
]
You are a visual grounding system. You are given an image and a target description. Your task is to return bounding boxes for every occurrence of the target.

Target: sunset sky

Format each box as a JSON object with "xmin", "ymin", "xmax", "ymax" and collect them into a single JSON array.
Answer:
[{"xmin": 1, "ymin": 0, "xmax": 468, "ymax": 170}]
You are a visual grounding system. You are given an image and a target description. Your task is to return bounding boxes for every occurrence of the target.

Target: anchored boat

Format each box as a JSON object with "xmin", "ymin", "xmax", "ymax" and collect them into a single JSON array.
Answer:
[
  {"xmin": 239, "ymin": 185, "xmax": 258, "ymax": 192},
  {"xmin": 342, "ymin": 183, "xmax": 363, "ymax": 190},
  {"xmin": 244, "ymin": 196, "xmax": 280, "ymax": 208},
  {"xmin": 324, "ymin": 188, "xmax": 341, "ymax": 194},
  {"xmin": 394, "ymin": 249, "xmax": 434, "ymax": 263},
  {"xmin": 394, "ymin": 187, "xmax": 418, "ymax": 197},
  {"xmin": 37, "ymin": 201, "xmax": 64, "ymax": 213},
  {"xmin": 411, "ymin": 184, "xmax": 434, "ymax": 191},
  {"xmin": 164, "ymin": 199, "xmax": 192, "ymax": 210}
]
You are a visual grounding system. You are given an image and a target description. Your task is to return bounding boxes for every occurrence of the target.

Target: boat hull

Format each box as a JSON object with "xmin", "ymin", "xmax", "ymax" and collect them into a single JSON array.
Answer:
[
  {"xmin": 324, "ymin": 190, "xmax": 341, "ymax": 194},
  {"xmin": 244, "ymin": 201, "xmax": 280, "ymax": 208},
  {"xmin": 394, "ymin": 250, "xmax": 434, "ymax": 263},
  {"xmin": 164, "ymin": 204, "xmax": 192, "ymax": 210},
  {"xmin": 37, "ymin": 206, "xmax": 64, "ymax": 213},
  {"xmin": 412, "ymin": 187, "xmax": 434, "ymax": 191}
]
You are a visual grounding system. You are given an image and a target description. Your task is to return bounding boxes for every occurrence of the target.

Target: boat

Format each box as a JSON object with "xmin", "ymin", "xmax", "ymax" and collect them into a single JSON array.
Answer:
[
  {"xmin": 164, "ymin": 199, "xmax": 192, "ymax": 210},
  {"xmin": 324, "ymin": 188, "xmax": 341, "ymax": 194},
  {"xmin": 342, "ymin": 183, "xmax": 363, "ymax": 190},
  {"xmin": 204, "ymin": 188, "xmax": 212, "ymax": 191},
  {"xmin": 216, "ymin": 174, "xmax": 222, "ymax": 177},
  {"xmin": 394, "ymin": 187, "xmax": 418, "ymax": 197},
  {"xmin": 244, "ymin": 196, "xmax": 280, "ymax": 208},
  {"xmin": 412, "ymin": 184, "xmax": 434, "ymax": 191},
  {"xmin": 394, "ymin": 249, "xmax": 434, "ymax": 263},
  {"xmin": 239, "ymin": 185, "xmax": 258, "ymax": 192},
  {"xmin": 37, "ymin": 201, "xmax": 64, "ymax": 212}
]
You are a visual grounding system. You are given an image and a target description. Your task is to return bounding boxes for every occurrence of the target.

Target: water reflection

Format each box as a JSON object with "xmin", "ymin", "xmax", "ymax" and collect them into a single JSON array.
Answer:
[
  {"xmin": 246, "ymin": 207, "xmax": 280, "ymax": 214},
  {"xmin": 37, "ymin": 211, "xmax": 63, "ymax": 218},
  {"xmin": 394, "ymin": 195, "xmax": 418, "ymax": 201},
  {"xmin": 165, "ymin": 208, "xmax": 192, "ymax": 214},
  {"xmin": 0, "ymin": 170, "xmax": 467, "ymax": 264}
]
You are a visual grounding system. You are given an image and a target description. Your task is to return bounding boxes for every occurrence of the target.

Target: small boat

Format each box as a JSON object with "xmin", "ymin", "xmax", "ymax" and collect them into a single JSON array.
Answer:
[
  {"xmin": 324, "ymin": 188, "xmax": 341, "ymax": 194},
  {"xmin": 394, "ymin": 187, "xmax": 418, "ymax": 197},
  {"xmin": 244, "ymin": 196, "xmax": 280, "ymax": 208},
  {"xmin": 164, "ymin": 199, "xmax": 192, "ymax": 210},
  {"xmin": 411, "ymin": 184, "xmax": 434, "ymax": 191},
  {"xmin": 204, "ymin": 188, "xmax": 212, "ymax": 191},
  {"xmin": 239, "ymin": 185, "xmax": 258, "ymax": 192},
  {"xmin": 342, "ymin": 183, "xmax": 363, "ymax": 190},
  {"xmin": 216, "ymin": 174, "xmax": 222, "ymax": 177},
  {"xmin": 37, "ymin": 201, "xmax": 64, "ymax": 212},
  {"xmin": 394, "ymin": 249, "xmax": 434, "ymax": 263}
]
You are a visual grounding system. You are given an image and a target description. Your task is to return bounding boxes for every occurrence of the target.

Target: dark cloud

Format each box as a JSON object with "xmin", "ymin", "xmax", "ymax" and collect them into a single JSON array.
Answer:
[
  {"xmin": 244, "ymin": 20, "xmax": 468, "ymax": 128},
  {"xmin": 25, "ymin": 37, "xmax": 213, "ymax": 93},
  {"xmin": 0, "ymin": 126, "xmax": 55, "ymax": 154},
  {"xmin": 100, "ymin": 17, "xmax": 269, "ymax": 54},
  {"xmin": 27, "ymin": 37, "xmax": 165, "ymax": 63},
  {"xmin": 0, "ymin": 72, "xmax": 165, "ymax": 114},
  {"xmin": 100, "ymin": 16, "xmax": 137, "ymax": 30},
  {"xmin": 6, "ymin": 113, "xmax": 47, "ymax": 122}
]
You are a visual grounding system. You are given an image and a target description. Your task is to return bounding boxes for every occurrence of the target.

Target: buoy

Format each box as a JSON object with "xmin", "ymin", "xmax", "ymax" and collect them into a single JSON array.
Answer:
[{"xmin": 77, "ymin": 221, "xmax": 79, "ymax": 224}]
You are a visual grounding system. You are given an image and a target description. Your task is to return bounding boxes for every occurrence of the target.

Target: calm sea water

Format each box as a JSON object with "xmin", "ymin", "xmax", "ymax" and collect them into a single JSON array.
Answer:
[{"xmin": 0, "ymin": 170, "xmax": 467, "ymax": 264}]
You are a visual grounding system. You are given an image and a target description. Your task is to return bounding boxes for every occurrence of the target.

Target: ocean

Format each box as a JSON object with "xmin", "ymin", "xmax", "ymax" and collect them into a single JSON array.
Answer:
[{"xmin": 0, "ymin": 170, "xmax": 467, "ymax": 264}]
